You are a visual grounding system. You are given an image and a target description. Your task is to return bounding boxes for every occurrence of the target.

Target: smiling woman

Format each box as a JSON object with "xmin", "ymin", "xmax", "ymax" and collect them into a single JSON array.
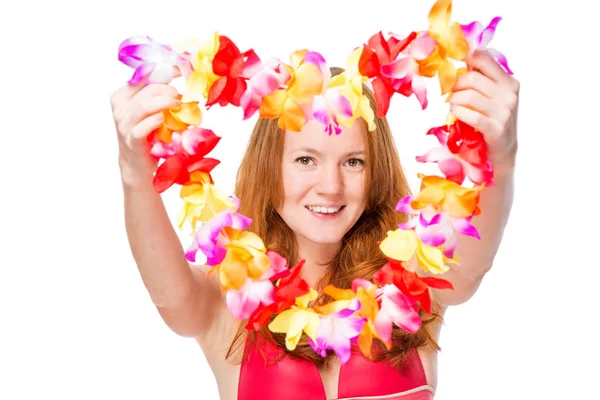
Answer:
[
  {"xmin": 226, "ymin": 68, "xmax": 440, "ymax": 399},
  {"xmin": 279, "ymin": 113, "xmax": 368, "ymax": 256}
]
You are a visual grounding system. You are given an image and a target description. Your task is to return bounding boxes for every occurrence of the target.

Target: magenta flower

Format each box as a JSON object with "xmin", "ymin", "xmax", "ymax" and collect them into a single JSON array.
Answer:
[
  {"xmin": 396, "ymin": 197, "xmax": 479, "ymax": 259},
  {"xmin": 239, "ymin": 53, "xmax": 291, "ymax": 120},
  {"xmin": 307, "ymin": 51, "xmax": 353, "ymax": 135},
  {"xmin": 461, "ymin": 17, "xmax": 513, "ymax": 74},
  {"xmin": 184, "ymin": 196, "xmax": 252, "ymax": 264},
  {"xmin": 374, "ymin": 284, "xmax": 421, "ymax": 343},
  {"xmin": 309, "ymin": 302, "xmax": 365, "ymax": 364},
  {"xmin": 118, "ymin": 35, "xmax": 192, "ymax": 85},
  {"xmin": 150, "ymin": 127, "xmax": 220, "ymax": 159}
]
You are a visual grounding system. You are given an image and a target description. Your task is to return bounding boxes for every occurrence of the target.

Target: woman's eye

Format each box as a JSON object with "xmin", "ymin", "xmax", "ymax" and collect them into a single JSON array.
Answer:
[
  {"xmin": 346, "ymin": 158, "xmax": 365, "ymax": 168},
  {"xmin": 296, "ymin": 156, "xmax": 313, "ymax": 165}
]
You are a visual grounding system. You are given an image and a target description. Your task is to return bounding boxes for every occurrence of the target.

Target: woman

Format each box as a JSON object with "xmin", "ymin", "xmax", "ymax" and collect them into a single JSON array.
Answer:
[{"xmin": 110, "ymin": 49, "xmax": 519, "ymax": 399}]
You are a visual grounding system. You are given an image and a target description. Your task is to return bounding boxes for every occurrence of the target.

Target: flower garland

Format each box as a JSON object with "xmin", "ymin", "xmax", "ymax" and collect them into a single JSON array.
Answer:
[{"xmin": 117, "ymin": 0, "xmax": 512, "ymax": 364}]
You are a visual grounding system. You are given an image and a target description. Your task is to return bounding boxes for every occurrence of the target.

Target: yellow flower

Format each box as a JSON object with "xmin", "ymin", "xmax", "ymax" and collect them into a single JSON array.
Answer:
[
  {"xmin": 268, "ymin": 289, "xmax": 320, "ymax": 350},
  {"xmin": 328, "ymin": 48, "xmax": 376, "ymax": 132},
  {"xmin": 155, "ymin": 101, "xmax": 202, "ymax": 142},
  {"xmin": 216, "ymin": 229, "xmax": 270, "ymax": 290},
  {"xmin": 379, "ymin": 228, "xmax": 455, "ymax": 275},
  {"xmin": 172, "ymin": 32, "xmax": 221, "ymax": 102},
  {"xmin": 178, "ymin": 175, "xmax": 234, "ymax": 231}
]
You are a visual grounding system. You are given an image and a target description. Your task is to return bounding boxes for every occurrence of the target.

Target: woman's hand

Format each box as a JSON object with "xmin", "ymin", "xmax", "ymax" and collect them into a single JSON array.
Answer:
[
  {"xmin": 449, "ymin": 49, "xmax": 520, "ymax": 173},
  {"xmin": 110, "ymin": 78, "xmax": 181, "ymax": 187}
]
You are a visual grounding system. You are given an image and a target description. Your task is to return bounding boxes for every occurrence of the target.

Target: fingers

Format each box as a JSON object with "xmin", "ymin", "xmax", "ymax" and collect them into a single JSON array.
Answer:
[
  {"xmin": 134, "ymin": 83, "xmax": 180, "ymax": 102},
  {"xmin": 111, "ymin": 81, "xmax": 181, "ymax": 152},
  {"xmin": 110, "ymin": 71, "xmax": 153, "ymax": 107},
  {"xmin": 450, "ymin": 104, "xmax": 502, "ymax": 139},
  {"xmin": 128, "ymin": 95, "xmax": 180, "ymax": 126},
  {"xmin": 126, "ymin": 113, "xmax": 165, "ymax": 153},
  {"xmin": 452, "ymin": 71, "xmax": 497, "ymax": 99},
  {"xmin": 448, "ymin": 89, "xmax": 496, "ymax": 118},
  {"xmin": 111, "ymin": 80, "xmax": 178, "ymax": 121},
  {"xmin": 466, "ymin": 50, "xmax": 520, "ymax": 93}
]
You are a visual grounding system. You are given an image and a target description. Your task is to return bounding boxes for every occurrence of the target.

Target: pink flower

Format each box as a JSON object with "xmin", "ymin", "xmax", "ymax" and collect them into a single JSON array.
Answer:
[
  {"xmin": 225, "ymin": 251, "xmax": 289, "ymax": 319},
  {"xmin": 309, "ymin": 303, "xmax": 365, "ymax": 364},
  {"xmin": 461, "ymin": 17, "xmax": 513, "ymax": 74},
  {"xmin": 118, "ymin": 35, "xmax": 191, "ymax": 84},
  {"xmin": 374, "ymin": 284, "xmax": 422, "ymax": 343},
  {"xmin": 396, "ymin": 196, "xmax": 479, "ymax": 259},
  {"xmin": 150, "ymin": 127, "xmax": 220, "ymax": 159},
  {"xmin": 239, "ymin": 53, "xmax": 291, "ymax": 120},
  {"xmin": 380, "ymin": 32, "xmax": 437, "ymax": 110},
  {"xmin": 185, "ymin": 196, "xmax": 252, "ymax": 264},
  {"xmin": 306, "ymin": 52, "xmax": 353, "ymax": 135}
]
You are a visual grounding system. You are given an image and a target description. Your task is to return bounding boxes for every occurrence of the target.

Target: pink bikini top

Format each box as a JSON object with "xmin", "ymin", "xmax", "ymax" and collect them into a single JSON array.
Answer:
[{"xmin": 238, "ymin": 335, "xmax": 435, "ymax": 400}]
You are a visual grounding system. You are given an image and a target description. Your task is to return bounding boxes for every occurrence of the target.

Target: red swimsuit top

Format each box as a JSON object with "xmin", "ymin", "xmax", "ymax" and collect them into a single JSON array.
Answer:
[{"xmin": 238, "ymin": 335, "xmax": 435, "ymax": 400}]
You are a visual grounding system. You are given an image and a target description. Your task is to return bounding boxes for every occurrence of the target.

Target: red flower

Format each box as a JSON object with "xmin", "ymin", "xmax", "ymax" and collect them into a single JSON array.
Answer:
[
  {"xmin": 153, "ymin": 154, "xmax": 220, "ymax": 193},
  {"xmin": 206, "ymin": 36, "xmax": 259, "ymax": 108},
  {"xmin": 373, "ymin": 259, "xmax": 453, "ymax": 314},
  {"xmin": 151, "ymin": 128, "xmax": 221, "ymax": 193},
  {"xmin": 417, "ymin": 119, "xmax": 493, "ymax": 185},
  {"xmin": 245, "ymin": 260, "xmax": 310, "ymax": 331},
  {"xmin": 358, "ymin": 31, "xmax": 417, "ymax": 117}
]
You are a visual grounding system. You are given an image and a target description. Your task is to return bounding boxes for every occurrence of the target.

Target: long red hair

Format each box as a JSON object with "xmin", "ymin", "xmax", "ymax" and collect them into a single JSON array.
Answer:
[{"xmin": 227, "ymin": 67, "xmax": 442, "ymax": 368}]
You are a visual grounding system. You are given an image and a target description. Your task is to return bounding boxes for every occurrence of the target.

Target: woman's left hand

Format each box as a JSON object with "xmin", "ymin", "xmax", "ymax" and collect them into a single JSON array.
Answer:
[{"xmin": 448, "ymin": 49, "xmax": 520, "ymax": 172}]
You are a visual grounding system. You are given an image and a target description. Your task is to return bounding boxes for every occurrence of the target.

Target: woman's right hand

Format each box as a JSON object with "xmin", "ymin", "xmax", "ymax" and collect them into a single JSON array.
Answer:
[{"xmin": 110, "ymin": 77, "xmax": 181, "ymax": 188}]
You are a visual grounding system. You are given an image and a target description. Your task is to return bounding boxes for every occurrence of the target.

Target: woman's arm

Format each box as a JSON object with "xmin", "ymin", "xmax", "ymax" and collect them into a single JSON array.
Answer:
[
  {"xmin": 122, "ymin": 178, "xmax": 223, "ymax": 338},
  {"xmin": 424, "ymin": 49, "xmax": 520, "ymax": 306},
  {"xmin": 111, "ymin": 79, "xmax": 224, "ymax": 339},
  {"xmin": 428, "ymin": 158, "xmax": 515, "ymax": 306}
]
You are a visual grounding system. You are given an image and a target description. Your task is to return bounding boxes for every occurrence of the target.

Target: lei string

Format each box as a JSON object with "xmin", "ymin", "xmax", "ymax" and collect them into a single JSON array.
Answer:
[{"xmin": 117, "ymin": 0, "xmax": 513, "ymax": 364}]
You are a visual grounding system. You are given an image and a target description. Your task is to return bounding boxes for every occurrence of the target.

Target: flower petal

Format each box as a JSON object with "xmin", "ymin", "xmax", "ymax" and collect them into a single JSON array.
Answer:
[
  {"xmin": 226, "ymin": 278, "xmax": 274, "ymax": 319},
  {"xmin": 379, "ymin": 228, "xmax": 419, "ymax": 262},
  {"xmin": 486, "ymin": 48, "xmax": 513, "ymax": 75},
  {"xmin": 262, "ymin": 250, "xmax": 289, "ymax": 280},
  {"xmin": 411, "ymin": 76, "xmax": 428, "ymax": 109},
  {"xmin": 194, "ymin": 212, "xmax": 232, "ymax": 265},
  {"xmin": 380, "ymin": 56, "xmax": 414, "ymax": 80},
  {"xmin": 452, "ymin": 216, "xmax": 480, "ymax": 239},
  {"xmin": 378, "ymin": 284, "xmax": 421, "ymax": 333},
  {"xmin": 416, "ymin": 243, "xmax": 448, "ymax": 274},
  {"xmin": 410, "ymin": 33, "xmax": 437, "ymax": 60},
  {"xmin": 479, "ymin": 17, "xmax": 502, "ymax": 48}
]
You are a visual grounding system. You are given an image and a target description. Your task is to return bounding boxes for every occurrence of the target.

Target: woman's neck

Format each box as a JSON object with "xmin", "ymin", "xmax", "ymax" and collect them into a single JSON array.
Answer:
[{"xmin": 295, "ymin": 235, "xmax": 341, "ymax": 288}]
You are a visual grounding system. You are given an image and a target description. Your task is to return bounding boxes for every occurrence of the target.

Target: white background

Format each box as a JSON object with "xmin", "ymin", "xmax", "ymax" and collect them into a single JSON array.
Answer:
[{"xmin": 1, "ymin": 0, "xmax": 598, "ymax": 399}]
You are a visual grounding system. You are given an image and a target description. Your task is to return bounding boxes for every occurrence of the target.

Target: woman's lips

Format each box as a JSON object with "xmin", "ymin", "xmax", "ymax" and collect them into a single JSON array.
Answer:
[{"xmin": 305, "ymin": 205, "xmax": 346, "ymax": 219}]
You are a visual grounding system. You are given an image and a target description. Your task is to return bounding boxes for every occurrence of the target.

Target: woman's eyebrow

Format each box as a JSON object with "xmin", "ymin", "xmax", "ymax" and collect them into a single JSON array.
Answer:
[{"xmin": 294, "ymin": 147, "xmax": 365, "ymax": 157}]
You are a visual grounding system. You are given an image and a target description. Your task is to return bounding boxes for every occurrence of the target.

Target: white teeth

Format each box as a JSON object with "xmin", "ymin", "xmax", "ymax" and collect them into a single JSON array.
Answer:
[{"xmin": 307, "ymin": 205, "xmax": 342, "ymax": 214}]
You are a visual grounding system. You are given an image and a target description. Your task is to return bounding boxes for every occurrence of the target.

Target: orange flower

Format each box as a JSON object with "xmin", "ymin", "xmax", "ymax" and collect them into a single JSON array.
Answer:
[
  {"xmin": 411, "ymin": 173, "xmax": 484, "ymax": 218},
  {"xmin": 259, "ymin": 49, "xmax": 323, "ymax": 131},
  {"xmin": 418, "ymin": 0, "xmax": 469, "ymax": 94}
]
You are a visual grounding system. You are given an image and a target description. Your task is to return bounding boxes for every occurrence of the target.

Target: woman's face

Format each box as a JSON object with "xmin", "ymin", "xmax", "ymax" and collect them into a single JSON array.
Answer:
[{"xmin": 278, "ymin": 116, "xmax": 368, "ymax": 248}]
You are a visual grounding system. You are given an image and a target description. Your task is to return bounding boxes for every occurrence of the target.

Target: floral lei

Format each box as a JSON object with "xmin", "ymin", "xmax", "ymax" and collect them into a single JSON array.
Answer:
[{"xmin": 117, "ymin": 0, "xmax": 512, "ymax": 364}]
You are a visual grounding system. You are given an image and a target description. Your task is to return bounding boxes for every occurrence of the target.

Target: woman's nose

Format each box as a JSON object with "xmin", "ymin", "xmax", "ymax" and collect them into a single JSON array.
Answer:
[{"xmin": 315, "ymin": 166, "xmax": 343, "ymax": 195}]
